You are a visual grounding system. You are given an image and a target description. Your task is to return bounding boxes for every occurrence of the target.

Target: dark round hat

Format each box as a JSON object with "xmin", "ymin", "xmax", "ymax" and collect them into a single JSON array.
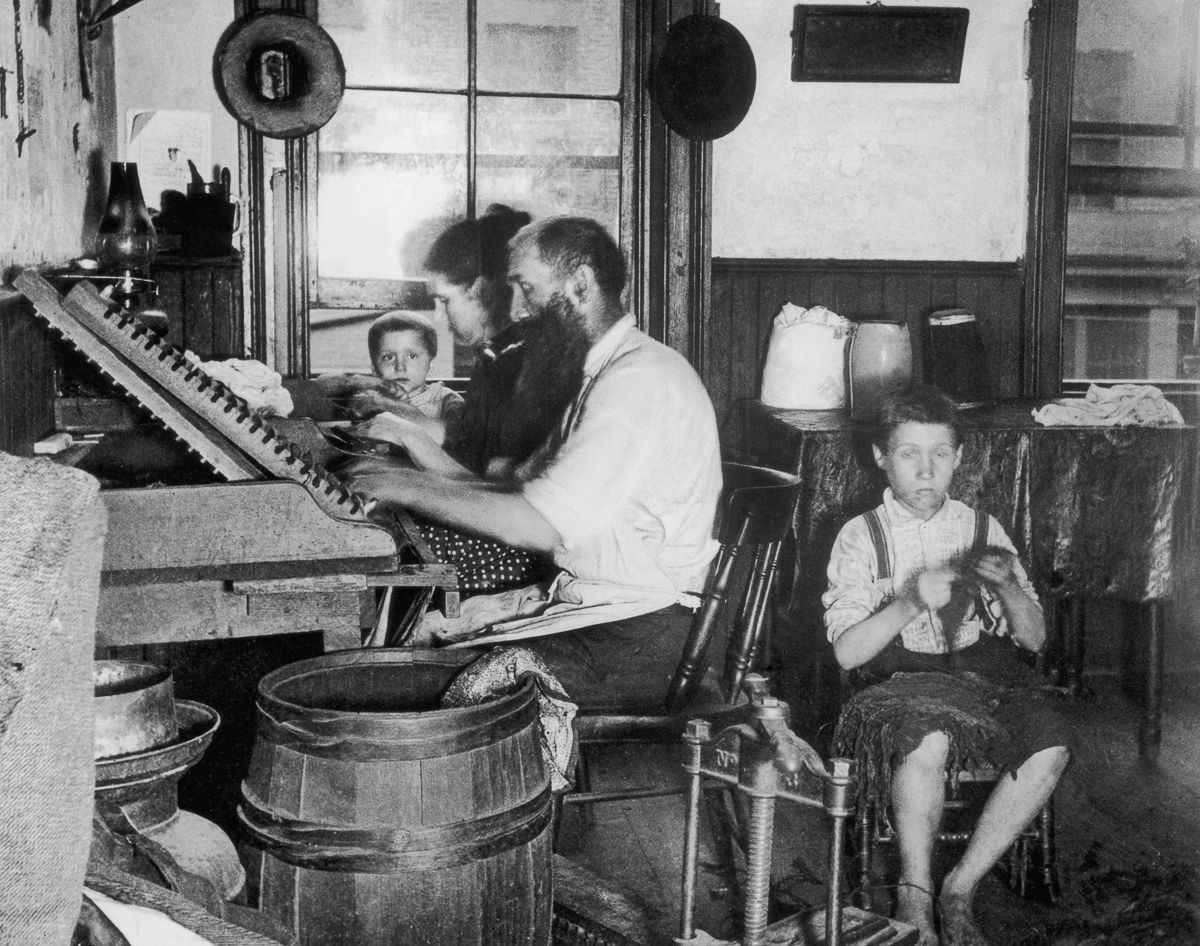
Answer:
[
  {"xmin": 651, "ymin": 14, "xmax": 757, "ymax": 142},
  {"xmin": 213, "ymin": 11, "xmax": 346, "ymax": 139}
]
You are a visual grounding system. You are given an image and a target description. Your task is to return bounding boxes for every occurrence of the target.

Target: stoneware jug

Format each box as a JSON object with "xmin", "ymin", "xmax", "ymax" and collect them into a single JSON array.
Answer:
[{"xmin": 848, "ymin": 320, "xmax": 912, "ymax": 422}]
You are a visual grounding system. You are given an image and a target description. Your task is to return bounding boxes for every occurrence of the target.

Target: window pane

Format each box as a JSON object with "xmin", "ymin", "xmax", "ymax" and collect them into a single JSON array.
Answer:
[
  {"xmin": 477, "ymin": 0, "xmax": 620, "ymax": 95},
  {"xmin": 322, "ymin": 0, "xmax": 467, "ymax": 89},
  {"xmin": 317, "ymin": 91, "xmax": 467, "ymax": 283},
  {"xmin": 477, "ymin": 97, "xmax": 620, "ymax": 234},
  {"xmin": 1065, "ymin": 193, "xmax": 1200, "ymax": 384},
  {"xmin": 1073, "ymin": 0, "xmax": 1186, "ymax": 126},
  {"xmin": 1071, "ymin": 134, "xmax": 1185, "ymax": 169},
  {"xmin": 1063, "ymin": 305, "xmax": 1196, "ymax": 383}
]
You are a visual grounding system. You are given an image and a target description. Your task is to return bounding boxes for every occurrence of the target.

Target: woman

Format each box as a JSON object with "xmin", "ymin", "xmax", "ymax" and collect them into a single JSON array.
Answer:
[
  {"xmin": 357, "ymin": 203, "xmax": 573, "ymax": 480},
  {"xmin": 351, "ymin": 204, "xmax": 569, "ymax": 606}
]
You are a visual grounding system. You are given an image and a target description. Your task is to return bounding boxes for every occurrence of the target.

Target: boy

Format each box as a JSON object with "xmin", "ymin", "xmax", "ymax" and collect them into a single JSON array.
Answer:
[{"xmin": 823, "ymin": 385, "xmax": 1071, "ymax": 946}]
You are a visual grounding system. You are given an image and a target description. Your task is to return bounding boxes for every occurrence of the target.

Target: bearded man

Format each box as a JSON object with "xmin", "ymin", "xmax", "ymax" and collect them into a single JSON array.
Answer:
[{"xmin": 346, "ymin": 216, "xmax": 722, "ymax": 704}]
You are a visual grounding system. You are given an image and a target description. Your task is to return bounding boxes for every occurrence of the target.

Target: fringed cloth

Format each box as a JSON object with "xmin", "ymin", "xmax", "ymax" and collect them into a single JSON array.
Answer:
[
  {"xmin": 834, "ymin": 672, "xmax": 1008, "ymax": 808},
  {"xmin": 833, "ymin": 637, "xmax": 1073, "ymax": 809}
]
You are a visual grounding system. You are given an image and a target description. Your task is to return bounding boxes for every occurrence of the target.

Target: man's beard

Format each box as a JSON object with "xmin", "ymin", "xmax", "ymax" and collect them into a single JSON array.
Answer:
[{"xmin": 507, "ymin": 292, "xmax": 591, "ymax": 454}]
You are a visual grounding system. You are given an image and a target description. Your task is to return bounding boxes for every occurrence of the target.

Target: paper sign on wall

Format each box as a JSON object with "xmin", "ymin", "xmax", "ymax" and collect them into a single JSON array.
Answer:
[{"xmin": 126, "ymin": 109, "xmax": 212, "ymax": 213}]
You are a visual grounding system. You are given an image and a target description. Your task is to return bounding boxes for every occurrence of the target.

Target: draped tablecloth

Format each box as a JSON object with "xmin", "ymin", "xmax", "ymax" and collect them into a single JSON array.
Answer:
[
  {"xmin": 733, "ymin": 399, "xmax": 1199, "ymax": 756},
  {"xmin": 737, "ymin": 399, "xmax": 1196, "ymax": 605}
]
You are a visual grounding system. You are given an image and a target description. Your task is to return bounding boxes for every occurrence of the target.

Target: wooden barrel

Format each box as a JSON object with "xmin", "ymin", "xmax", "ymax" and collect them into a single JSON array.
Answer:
[{"xmin": 239, "ymin": 649, "xmax": 553, "ymax": 946}]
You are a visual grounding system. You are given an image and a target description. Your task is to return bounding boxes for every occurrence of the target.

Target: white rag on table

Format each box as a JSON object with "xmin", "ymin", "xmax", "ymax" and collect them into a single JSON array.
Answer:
[
  {"xmin": 1031, "ymin": 383, "xmax": 1183, "ymax": 427},
  {"xmin": 188, "ymin": 354, "xmax": 294, "ymax": 417}
]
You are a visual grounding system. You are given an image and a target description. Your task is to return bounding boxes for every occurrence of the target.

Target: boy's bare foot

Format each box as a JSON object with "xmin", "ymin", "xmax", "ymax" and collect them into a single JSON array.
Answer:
[
  {"xmin": 938, "ymin": 890, "xmax": 989, "ymax": 946},
  {"xmin": 895, "ymin": 884, "xmax": 939, "ymax": 946}
]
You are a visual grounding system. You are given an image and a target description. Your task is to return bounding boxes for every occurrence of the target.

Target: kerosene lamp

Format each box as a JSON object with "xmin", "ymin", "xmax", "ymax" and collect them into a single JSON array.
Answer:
[{"xmin": 94, "ymin": 161, "xmax": 159, "ymax": 313}]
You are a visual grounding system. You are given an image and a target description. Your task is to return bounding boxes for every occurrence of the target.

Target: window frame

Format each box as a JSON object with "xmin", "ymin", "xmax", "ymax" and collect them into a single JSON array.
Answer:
[{"xmin": 237, "ymin": 0, "xmax": 681, "ymax": 380}]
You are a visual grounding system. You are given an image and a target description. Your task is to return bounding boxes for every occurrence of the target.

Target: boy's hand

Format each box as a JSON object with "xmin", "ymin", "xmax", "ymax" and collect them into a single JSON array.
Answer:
[
  {"xmin": 906, "ymin": 568, "xmax": 957, "ymax": 611},
  {"xmin": 972, "ymin": 551, "xmax": 1018, "ymax": 591}
]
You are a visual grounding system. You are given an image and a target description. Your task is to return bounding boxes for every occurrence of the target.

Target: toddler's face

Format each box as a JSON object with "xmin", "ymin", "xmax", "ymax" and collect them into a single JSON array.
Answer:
[
  {"xmin": 373, "ymin": 329, "xmax": 432, "ymax": 393},
  {"xmin": 872, "ymin": 421, "xmax": 962, "ymax": 520}
]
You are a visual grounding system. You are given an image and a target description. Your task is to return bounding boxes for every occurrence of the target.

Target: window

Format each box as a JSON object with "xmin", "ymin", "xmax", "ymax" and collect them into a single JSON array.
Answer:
[
  {"xmin": 306, "ymin": 0, "xmax": 627, "ymax": 377},
  {"xmin": 1063, "ymin": 0, "xmax": 1200, "ymax": 389}
]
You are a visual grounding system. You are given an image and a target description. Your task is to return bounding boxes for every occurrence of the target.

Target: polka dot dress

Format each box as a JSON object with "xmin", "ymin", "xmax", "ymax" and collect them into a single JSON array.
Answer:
[{"xmin": 418, "ymin": 521, "xmax": 555, "ymax": 596}]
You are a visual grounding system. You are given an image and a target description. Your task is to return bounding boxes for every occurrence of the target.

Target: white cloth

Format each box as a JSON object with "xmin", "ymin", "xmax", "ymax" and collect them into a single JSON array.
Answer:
[
  {"xmin": 1032, "ymin": 383, "xmax": 1183, "ymax": 427},
  {"xmin": 447, "ymin": 574, "xmax": 702, "ymax": 645},
  {"xmin": 193, "ymin": 355, "xmax": 294, "ymax": 417},
  {"xmin": 84, "ymin": 888, "xmax": 215, "ymax": 946},
  {"xmin": 517, "ymin": 316, "xmax": 721, "ymax": 631},
  {"xmin": 823, "ymin": 490, "xmax": 1039, "ymax": 654}
]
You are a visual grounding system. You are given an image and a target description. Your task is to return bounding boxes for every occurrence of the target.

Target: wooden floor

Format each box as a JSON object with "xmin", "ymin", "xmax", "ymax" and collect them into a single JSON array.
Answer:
[
  {"xmin": 153, "ymin": 631, "xmax": 1200, "ymax": 945},
  {"xmin": 554, "ymin": 669, "xmax": 1200, "ymax": 945}
]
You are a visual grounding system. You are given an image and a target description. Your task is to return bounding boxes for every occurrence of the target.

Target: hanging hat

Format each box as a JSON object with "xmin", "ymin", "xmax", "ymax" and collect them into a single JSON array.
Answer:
[
  {"xmin": 651, "ymin": 13, "xmax": 757, "ymax": 142},
  {"xmin": 213, "ymin": 10, "xmax": 346, "ymax": 139}
]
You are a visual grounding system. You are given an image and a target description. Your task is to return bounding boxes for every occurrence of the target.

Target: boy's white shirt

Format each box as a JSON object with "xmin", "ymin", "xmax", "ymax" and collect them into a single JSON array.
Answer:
[{"xmin": 823, "ymin": 488, "xmax": 1040, "ymax": 654}]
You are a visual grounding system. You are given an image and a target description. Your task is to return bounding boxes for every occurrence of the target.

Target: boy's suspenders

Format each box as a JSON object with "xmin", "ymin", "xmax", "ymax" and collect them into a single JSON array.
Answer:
[
  {"xmin": 861, "ymin": 506, "xmax": 990, "ymax": 583},
  {"xmin": 855, "ymin": 506, "xmax": 992, "ymax": 680}
]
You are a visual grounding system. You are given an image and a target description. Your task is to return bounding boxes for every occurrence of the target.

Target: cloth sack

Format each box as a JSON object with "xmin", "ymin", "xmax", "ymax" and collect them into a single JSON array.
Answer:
[
  {"xmin": 760, "ymin": 303, "xmax": 852, "ymax": 409},
  {"xmin": 0, "ymin": 452, "xmax": 107, "ymax": 943}
]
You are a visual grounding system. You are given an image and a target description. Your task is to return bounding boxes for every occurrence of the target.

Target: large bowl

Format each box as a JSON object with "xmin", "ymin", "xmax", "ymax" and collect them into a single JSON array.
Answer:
[{"xmin": 94, "ymin": 660, "xmax": 179, "ymax": 759}]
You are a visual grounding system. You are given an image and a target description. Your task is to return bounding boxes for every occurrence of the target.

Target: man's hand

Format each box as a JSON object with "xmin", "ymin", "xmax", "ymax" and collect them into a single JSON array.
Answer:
[
  {"xmin": 342, "ymin": 457, "xmax": 561, "ymax": 554},
  {"xmin": 343, "ymin": 456, "xmax": 418, "ymax": 506},
  {"xmin": 354, "ymin": 411, "xmax": 427, "ymax": 450}
]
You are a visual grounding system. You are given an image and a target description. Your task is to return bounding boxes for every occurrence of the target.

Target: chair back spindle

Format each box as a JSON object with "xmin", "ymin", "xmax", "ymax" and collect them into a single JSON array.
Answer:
[{"xmin": 665, "ymin": 463, "xmax": 801, "ymax": 713}]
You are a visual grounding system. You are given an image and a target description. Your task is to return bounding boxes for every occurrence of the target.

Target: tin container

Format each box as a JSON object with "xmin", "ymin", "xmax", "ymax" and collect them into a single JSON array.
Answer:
[{"xmin": 924, "ymin": 309, "xmax": 990, "ymax": 407}]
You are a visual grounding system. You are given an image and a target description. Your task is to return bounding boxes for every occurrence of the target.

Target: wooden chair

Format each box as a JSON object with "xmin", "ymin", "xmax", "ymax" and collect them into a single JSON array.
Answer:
[
  {"xmin": 561, "ymin": 461, "xmax": 802, "ymax": 809},
  {"xmin": 839, "ymin": 664, "xmax": 1060, "ymax": 908},
  {"xmin": 855, "ymin": 762, "xmax": 1059, "ymax": 910}
]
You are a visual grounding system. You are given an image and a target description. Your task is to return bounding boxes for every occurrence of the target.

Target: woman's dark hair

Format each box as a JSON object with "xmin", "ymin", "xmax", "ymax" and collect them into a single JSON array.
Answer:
[
  {"xmin": 368, "ymin": 311, "xmax": 439, "ymax": 362},
  {"xmin": 422, "ymin": 204, "xmax": 532, "ymax": 325},
  {"xmin": 520, "ymin": 216, "xmax": 627, "ymax": 298},
  {"xmin": 423, "ymin": 203, "xmax": 532, "ymax": 285},
  {"xmin": 873, "ymin": 384, "xmax": 962, "ymax": 451}
]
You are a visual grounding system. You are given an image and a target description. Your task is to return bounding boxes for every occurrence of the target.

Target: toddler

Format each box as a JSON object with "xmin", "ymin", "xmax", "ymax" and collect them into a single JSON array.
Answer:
[{"xmin": 316, "ymin": 311, "xmax": 463, "ymax": 440}]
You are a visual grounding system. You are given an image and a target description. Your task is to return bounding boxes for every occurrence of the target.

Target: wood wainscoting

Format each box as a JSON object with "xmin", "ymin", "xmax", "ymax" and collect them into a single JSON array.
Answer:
[
  {"xmin": 706, "ymin": 258, "xmax": 1026, "ymax": 437},
  {"xmin": 0, "ymin": 291, "xmax": 56, "ymax": 455}
]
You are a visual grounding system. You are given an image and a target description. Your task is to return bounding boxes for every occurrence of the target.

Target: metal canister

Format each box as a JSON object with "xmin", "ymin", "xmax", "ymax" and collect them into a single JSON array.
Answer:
[{"xmin": 924, "ymin": 309, "xmax": 991, "ymax": 407}]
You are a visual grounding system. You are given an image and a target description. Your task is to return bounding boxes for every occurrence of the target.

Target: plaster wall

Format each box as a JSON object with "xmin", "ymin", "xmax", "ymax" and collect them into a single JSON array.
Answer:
[
  {"xmin": 0, "ymin": 3, "xmax": 115, "ymax": 271},
  {"xmin": 712, "ymin": 0, "xmax": 1032, "ymax": 261},
  {"xmin": 112, "ymin": 1, "xmax": 241, "ymax": 198}
]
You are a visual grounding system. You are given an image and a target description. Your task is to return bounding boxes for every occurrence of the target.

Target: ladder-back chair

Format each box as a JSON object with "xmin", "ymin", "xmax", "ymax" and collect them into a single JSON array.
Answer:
[{"xmin": 562, "ymin": 462, "xmax": 802, "ymax": 808}]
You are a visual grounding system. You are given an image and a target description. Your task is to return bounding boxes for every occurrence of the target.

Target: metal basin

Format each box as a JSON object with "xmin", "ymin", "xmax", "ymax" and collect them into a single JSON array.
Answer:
[{"xmin": 93, "ymin": 660, "xmax": 179, "ymax": 759}]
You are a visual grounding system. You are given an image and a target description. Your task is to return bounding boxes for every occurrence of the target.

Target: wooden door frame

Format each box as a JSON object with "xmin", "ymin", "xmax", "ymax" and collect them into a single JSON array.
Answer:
[{"xmin": 1023, "ymin": 0, "xmax": 1079, "ymax": 398}]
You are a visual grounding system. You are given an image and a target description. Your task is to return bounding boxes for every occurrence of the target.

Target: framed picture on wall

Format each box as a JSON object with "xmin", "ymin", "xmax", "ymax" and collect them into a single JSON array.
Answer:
[{"xmin": 791, "ymin": 5, "xmax": 970, "ymax": 83}]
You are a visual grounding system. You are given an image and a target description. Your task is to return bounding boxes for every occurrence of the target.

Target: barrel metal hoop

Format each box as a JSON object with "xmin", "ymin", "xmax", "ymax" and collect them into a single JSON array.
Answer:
[
  {"xmin": 255, "ymin": 685, "xmax": 539, "ymax": 760},
  {"xmin": 238, "ymin": 786, "xmax": 553, "ymax": 872}
]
